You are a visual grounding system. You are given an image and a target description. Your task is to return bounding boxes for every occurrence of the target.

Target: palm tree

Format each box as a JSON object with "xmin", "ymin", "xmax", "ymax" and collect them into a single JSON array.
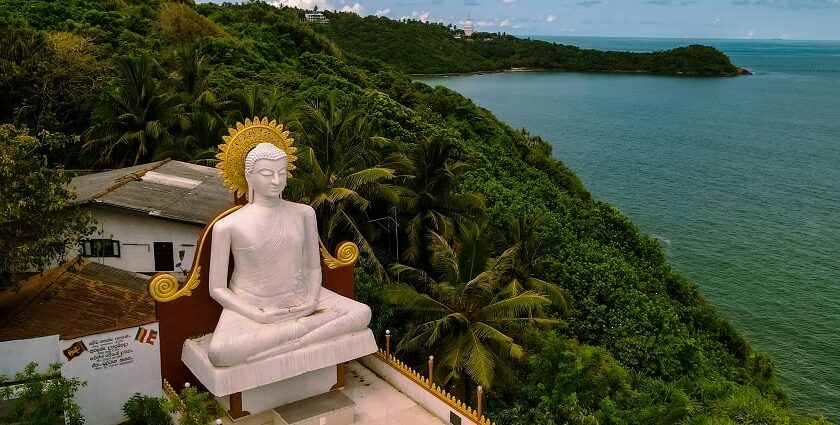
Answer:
[
  {"xmin": 160, "ymin": 47, "xmax": 228, "ymax": 164},
  {"xmin": 155, "ymin": 111, "xmax": 226, "ymax": 165},
  {"xmin": 288, "ymin": 97, "xmax": 407, "ymax": 276},
  {"xmin": 399, "ymin": 136, "xmax": 484, "ymax": 266},
  {"xmin": 84, "ymin": 55, "xmax": 177, "ymax": 167},
  {"xmin": 494, "ymin": 213, "xmax": 571, "ymax": 315},
  {"xmin": 226, "ymin": 85, "xmax": 281, "ymax": 123},
  {"xmin": 386, "ymin": 223, "xmax": 555, "ymax": 396},
  {"xmin": 172, "ymin": 47, "xmax": 219, "ymax": 114}
]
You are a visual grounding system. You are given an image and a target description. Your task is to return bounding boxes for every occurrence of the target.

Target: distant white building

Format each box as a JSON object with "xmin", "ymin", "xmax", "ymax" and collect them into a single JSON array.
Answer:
[
  {"xmin": 464, "ymin": 17, "xmax": 475, "ymax": 37},
  {"xmin": 70, "ymin": 160, "xmax": 233, "ymax": 275},
  {"xmin": 305, "ymin": 12, "xmax": 329, "ymax": 24}
]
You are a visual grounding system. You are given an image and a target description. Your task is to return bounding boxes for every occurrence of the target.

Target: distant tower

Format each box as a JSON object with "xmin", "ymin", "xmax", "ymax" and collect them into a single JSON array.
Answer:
[{"xmin": 464, "ymin": 15, "xmax": 475, "ymax": 37}]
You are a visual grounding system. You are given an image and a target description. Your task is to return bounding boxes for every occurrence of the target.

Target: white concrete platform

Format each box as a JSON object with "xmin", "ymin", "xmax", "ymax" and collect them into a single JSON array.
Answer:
[{"xmin": 217, "ymin": 360, "xmax": 445, "ymax": 425}]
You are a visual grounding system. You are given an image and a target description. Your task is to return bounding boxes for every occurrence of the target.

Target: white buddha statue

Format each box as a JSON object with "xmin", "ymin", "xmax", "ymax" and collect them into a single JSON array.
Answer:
[{"xmin": 206, "ymin": 143, "xmax": 371, "ymax": 367}]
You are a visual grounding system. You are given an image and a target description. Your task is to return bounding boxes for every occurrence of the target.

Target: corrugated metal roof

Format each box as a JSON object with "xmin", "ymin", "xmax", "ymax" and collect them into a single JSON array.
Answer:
[
  {"xmin": 70, "ymin": 160, "xmax": 234, "ymax": 225},
  {"xmin": 0, "ymin": 261, "xmax": 155, "ymax": 341}
]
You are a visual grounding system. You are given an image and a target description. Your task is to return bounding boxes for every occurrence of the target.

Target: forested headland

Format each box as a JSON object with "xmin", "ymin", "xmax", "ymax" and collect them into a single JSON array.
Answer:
[
  {"xmin": 0, "ymin": 1, "xmax": 825, "ymax": 423},
  {"xmin": 314, "ymin": 12, "xmax": 749, "ymax": 76}
]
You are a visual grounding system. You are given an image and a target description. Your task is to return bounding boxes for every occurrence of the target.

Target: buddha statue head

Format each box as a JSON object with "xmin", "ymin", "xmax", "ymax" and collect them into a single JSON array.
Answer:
[{"xmin": 244, "ymin": 142, "xmax": 288, "ymax": 203}]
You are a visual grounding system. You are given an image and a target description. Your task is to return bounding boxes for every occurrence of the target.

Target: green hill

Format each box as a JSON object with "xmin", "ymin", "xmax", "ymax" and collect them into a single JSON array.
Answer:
[
  {"xmin": 0, "ymin": 1, "xmax": 824, "ymax": 423},
  {"xmin": 315, "ymin": 12, "xmax": 747, "ymax": 76}
]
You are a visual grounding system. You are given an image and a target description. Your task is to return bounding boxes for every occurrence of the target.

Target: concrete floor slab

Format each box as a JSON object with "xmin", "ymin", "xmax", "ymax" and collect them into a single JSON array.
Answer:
[{"xmin": 218, "ymin": 360, "xmax": 446, "ymax": 425}]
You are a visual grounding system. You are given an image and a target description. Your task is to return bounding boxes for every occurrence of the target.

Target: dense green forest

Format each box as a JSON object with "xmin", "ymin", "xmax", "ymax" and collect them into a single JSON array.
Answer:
[
  {"xmin": 0, "ymin": 0, "xmax": 826, "ymax": 423},
  {"xmin": 314, "ymin": 12, "xmax": 748, "ymax": 76}
]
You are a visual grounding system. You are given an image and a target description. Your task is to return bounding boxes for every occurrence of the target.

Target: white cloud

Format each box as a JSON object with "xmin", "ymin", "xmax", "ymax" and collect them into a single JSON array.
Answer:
[
  {"xmin": 400, "ymin": 10, "xmax": 431, "ymax": 22},
  {"xmin": 712, "ymin": 17, "xmax": 721, "ymax": 25},
  {"xmin": 779, "ymin": 32, "xmax": 792, "ymax": 39},
  {"xmin": 502, "ymin": 0, "xmax": 516, "ymax": 3},
  {"xmin": 499, "ymin": 18, "xmax": 511, "ymax": 27},
  {"xmin": 340, "ymin": 2, "xmax": 363, "ymax": 14},
  {"xmin": 546, "ymin": 14, "xmax": 557, "ymax": 22},
  {"xmin": 375, "ymin": 7, "xmax": 391, "ymax": 16},
  {"xmin": 746, "ymin": 29, "xmax": 756, "ymax": 38},
  {"xmin": 270, "ymin": 0, "xmax": 334, "ymax": 10}
]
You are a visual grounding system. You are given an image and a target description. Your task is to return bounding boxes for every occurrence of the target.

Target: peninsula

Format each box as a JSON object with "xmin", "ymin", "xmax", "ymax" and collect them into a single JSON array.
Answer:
[{"xmin": 314, "ymin": 13, "xmax": 750, "ymax": 76}]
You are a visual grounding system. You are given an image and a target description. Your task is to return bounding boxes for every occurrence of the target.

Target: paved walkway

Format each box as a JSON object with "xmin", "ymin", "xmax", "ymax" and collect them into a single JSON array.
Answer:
[{"xmin": 344, "ymin": 360, "xmax": 446, "ymax": 425}]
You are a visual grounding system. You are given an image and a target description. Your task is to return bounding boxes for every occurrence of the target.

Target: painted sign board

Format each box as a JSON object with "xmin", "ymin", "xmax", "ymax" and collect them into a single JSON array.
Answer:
[{"xmin": 61, "ymin": 323, "xmax": 163, "ymax": 425}]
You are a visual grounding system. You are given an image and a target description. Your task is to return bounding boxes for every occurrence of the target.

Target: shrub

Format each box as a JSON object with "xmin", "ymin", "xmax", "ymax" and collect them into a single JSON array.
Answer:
[
  {"xmin": 0, "ymin": 362, "xmax": 85, "ymax": 425},
  {"xmin": 122, "ymin": 393, "xmax": 172, "ymax": 425},
  {"xmin": 164, "ymin": 384, "xmax": 225, "ymax": 425}
]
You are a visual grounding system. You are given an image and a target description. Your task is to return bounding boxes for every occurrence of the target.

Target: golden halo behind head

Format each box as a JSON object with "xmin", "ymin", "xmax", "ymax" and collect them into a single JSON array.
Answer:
[{"xmin": 216, "ymin": 117, "xmax": 297, "ymax": 198}]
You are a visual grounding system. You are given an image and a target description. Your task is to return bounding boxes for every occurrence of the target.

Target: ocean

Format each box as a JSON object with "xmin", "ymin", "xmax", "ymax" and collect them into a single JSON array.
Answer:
[{"xmin": 417, "ymin": 37, "xmax": 840, "ymax": 420}]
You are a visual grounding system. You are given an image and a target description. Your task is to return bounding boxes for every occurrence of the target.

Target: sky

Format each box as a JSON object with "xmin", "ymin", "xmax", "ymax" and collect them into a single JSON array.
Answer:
[{"xmin": 255, "ymin": 0, "xmax": 840, "ymax": 40}]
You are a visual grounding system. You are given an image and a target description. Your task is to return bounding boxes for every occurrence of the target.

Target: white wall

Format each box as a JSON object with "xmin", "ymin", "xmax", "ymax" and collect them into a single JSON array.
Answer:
[
  {"xmin": 0, "ymin": 335, "xmax": 59, "ymax": 377},
  {"xmin": 1, "ymin": 326, "xmax": 164, "ymax": 425},
  {"xmin": 60, "ymin": 323, "xmax": 163, "ymax": 425},
  {"xmin": 85, "ymin": 206, "xmax": 203, "ymax": 273}
]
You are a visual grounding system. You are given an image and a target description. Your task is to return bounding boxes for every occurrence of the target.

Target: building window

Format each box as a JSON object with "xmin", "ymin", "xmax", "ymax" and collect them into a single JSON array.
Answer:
[{"xmin": 82, "ymin": 239, "xmax": 121, "ymax": 258}]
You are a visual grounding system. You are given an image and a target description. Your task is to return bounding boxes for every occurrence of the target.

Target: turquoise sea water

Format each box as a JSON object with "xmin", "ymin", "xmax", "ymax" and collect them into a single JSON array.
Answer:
[{"xmin": 417, "ymin": 37, "xmax": 840, "ymax": 420}]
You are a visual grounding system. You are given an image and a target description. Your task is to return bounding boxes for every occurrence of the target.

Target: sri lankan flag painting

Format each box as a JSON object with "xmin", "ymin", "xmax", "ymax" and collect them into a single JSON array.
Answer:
[
  {"xmin": 62, "ymin": 341, "xmax": 87, "ymax": 361},
  {"xmin": 135, "ymin": 327, "xmax": 158, "ymax": 345}
]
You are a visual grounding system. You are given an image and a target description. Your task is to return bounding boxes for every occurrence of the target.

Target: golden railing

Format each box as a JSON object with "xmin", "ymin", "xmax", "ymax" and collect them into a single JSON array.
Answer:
[{"xmin": 375, "ymin": 332, "xmax": 494, "ymax": 425}]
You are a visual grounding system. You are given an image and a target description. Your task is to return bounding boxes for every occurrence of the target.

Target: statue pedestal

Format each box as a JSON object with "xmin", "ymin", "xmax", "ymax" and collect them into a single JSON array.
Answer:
[
  {"xmin": 183, "ymin": 328, "xmax": 376, "ymax": 415},
  {"xmin": 214, "ymin": 366, "xmax": 336, "ymax": 420}
]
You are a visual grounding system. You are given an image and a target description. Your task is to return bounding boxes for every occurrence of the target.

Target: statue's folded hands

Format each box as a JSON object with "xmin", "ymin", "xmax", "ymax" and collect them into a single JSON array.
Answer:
[{"xmin": 258, "ymin": 300, "xmax": 319, "ymax": 323}]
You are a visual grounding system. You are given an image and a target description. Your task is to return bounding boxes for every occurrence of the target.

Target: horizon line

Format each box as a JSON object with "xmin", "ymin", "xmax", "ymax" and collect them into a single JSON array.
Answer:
[{"xmin": 509, "ymin": 34, "xmax": 840, "ymax": 42}]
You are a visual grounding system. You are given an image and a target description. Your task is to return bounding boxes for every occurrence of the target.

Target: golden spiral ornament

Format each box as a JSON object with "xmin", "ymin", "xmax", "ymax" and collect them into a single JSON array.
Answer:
[
  {"xmin": 148, "ymin": 267, "xmax": 202, "ymax": 302},
  {"xmin": 149, "ymin": 273, "xmax": 180, "ymax": 301},
  {"xmin": 334, "ymin": 241, "xmax": 360, "ymax": 264},
  {"xmin": 320, "ymin": 240, "xmax": 360, "ymax": 269},
  {"xmin": 216, "ymin": 117, "xmax": 297, "ymax": 198}
]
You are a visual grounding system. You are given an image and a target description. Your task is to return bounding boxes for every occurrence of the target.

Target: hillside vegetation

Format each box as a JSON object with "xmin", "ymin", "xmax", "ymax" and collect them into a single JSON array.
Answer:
[
  {"xmin": 315, "ymin": 12, "xmax": 747, "ymax": 76},
  {"xmin": 0, "ymin": 1, "xmax": 825, "ymax": 423}
]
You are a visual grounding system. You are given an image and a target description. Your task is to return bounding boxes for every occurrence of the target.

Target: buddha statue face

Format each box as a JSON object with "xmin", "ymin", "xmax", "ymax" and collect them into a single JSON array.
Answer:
[{"xmin": 244, "ymin": 143, "xmax": 288, "ymax": 203}]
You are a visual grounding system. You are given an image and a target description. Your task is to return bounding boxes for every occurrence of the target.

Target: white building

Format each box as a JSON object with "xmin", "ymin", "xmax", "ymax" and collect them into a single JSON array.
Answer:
[
  {"xmin": 305, "ymin": 12, "xmax": 329, "ymax": 24},
  {"xmin": 70, "ymin": 160, "xmax": 233, "ymax": 275},
  {"xmin": 464, "ymin": 17, "xmax": 475, "ymax": 37}
]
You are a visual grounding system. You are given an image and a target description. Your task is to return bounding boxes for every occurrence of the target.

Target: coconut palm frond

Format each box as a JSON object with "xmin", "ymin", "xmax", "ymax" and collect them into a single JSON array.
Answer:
[
  {"xmin": 481, "ymin": 292, "xmax": 550, "ymax": 320},
  {"xmin": 384, "ymin": 283, "xmax": 451, "ymax": 314},
  {"xmin": 527, "ymin": 277, "xmax": 572, "ymax": 314}
]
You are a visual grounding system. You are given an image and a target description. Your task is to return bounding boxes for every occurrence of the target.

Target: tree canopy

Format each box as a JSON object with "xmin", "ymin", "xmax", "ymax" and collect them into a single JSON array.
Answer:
[{"xmin": 0, "ymin": 125, "xmax": 94, "ymax": 290}]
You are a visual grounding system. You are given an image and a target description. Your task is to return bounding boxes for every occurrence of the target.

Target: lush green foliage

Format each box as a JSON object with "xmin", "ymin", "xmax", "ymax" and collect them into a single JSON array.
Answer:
[
  {"xmin": 163, "ymin": 385, "xmax": 225, "ymax": 425},
  {"xmin": 397, "ymin": 136, "xmax": 484, "ymax": 266},
  {"xmin": 0, "ymin": 363, "xmax": 85, "ymax": 425},
  {"xmin": 122, "ymin": 393, "xmax": 172, "ymax": 425},
  {"xmin": 315, "ymin": 12, "xmax": 744, "ymax": 76},
  {"xmin": 491, "ymin": 333, "xmax": 830, "ymax": 424},
  {"xmin": 289, "ymin": 97, "xmax": 405, "ymax": 276},
  {"xmin": 386, "ymin": 224, "xmax": 557, "ymax": 393},
  {"xmin": 0, "ymin": 124, "xmax": 94, "ymax": 290},
  {"xmin": 0, "ymin": 0, "xmax": 825, "ymax": 422}
]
